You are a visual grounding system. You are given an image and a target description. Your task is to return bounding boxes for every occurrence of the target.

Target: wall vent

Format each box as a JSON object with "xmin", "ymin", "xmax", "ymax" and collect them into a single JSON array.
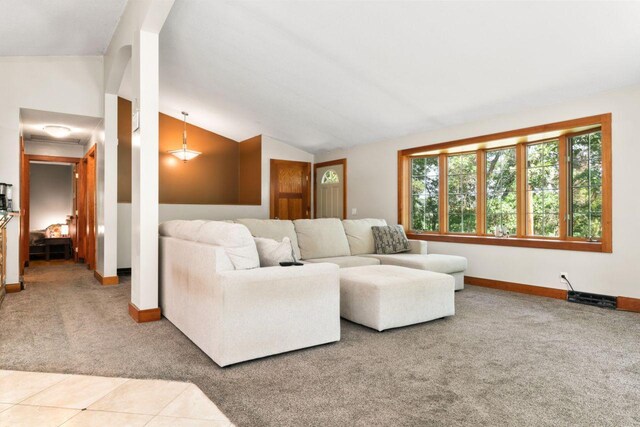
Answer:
[{"xmin": 567, "ymin": 291, "xmax": 617, "ymax": 309}]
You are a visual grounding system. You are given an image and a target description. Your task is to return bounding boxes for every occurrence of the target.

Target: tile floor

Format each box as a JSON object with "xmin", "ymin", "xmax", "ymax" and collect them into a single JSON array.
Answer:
[{"xmin": 0, "ymin": 370, "xmax": 233, "ymax": 426}]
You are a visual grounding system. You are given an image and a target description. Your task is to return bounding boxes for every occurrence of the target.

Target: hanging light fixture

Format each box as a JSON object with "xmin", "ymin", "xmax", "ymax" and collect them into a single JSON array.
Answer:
[{"xmin": 168, "ymin": 111, "xmax": 201, "ymax": 162}]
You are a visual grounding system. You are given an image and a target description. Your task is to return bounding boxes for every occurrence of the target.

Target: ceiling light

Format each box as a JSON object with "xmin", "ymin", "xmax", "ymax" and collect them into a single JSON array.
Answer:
[
  {"xmin": 43, "ymin": 125, "xmax": 72, "ymax": 138},
  {"xmin": 168, "ymin": 112, "xmax": 201, "ymax": 162}
]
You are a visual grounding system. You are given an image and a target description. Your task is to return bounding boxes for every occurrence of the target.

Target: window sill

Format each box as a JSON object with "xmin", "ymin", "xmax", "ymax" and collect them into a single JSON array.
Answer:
[{"xmin": 407, "ymin": 232, "xmax": 609, "ymax": 253}]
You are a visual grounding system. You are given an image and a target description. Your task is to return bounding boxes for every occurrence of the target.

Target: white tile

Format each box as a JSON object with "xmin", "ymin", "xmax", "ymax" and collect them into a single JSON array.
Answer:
[
  {"xmin": 22, "ymin": 374, "xmax": 128, "ymax": 409},
  {"xmin": 88, "ymin": 379, "xmax": 189, "ymax": 415},
  {"xmin": 147, "ymin": 416, "xmax": 231, "ymax": 427},
  {"xmin": 0, "ymin": 370, "xmax": 15, "ymax": 379},
  {"xmin": 61, "ymin": 410, "xmax": 152, "ymax": 426},
  {"xmin": 0, "ymin": 371, "xmax": 69, "ymax": 404},
  {"xmin": 0, "ymin": 404, "xmax": 79, "ymax": 427},
  {"xmin": 0, "ymin": 403, "xmax": 13, "ymax": 413},
  {"xmin": 160, "ymin": 384, "xmax": 230, "ymax": 422}
]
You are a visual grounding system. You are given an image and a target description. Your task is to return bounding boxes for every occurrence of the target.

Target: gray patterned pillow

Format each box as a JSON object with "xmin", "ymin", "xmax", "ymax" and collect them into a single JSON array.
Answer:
[{"xmin": 371, "ymin": 225, "xmax": 410, "ymax": 254}]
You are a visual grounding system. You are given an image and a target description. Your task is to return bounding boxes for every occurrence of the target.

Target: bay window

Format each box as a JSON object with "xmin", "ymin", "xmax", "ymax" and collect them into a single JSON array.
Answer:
[{"xmin": 398, "ymin": 114, "xmax": 611, "ymax": 252}]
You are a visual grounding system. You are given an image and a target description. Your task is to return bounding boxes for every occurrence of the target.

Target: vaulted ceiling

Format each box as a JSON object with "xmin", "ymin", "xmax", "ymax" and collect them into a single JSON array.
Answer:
[
  {"xmin": 0, "ymin": 0, "xmax": 127, "ymax": 55},
  {"xmin": 158, "ymin": 1, "xmax": 640, "ymax": 152}
]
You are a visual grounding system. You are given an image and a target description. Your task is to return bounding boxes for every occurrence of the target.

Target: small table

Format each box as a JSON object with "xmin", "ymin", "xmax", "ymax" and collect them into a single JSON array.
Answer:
[{"xmin": 44, "ymin": 237, "xmax": 72, "ymax": 261}]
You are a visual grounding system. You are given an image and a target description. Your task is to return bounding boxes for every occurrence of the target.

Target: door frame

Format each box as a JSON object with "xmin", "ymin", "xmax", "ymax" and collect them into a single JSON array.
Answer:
[
  {"xmin": 20, "ymin": 153, "xmax": 82, "ymax": 271},
  {"xmin": 313, "ymin": 158, "xmax": 347, "ymax": 219},
  {"xmin": 269, "ymin": 159, "xmax": 311, "ymax": 219},
  {"xmin": 78, "ymin": 145, "xmax": 97, "ymax": 270}
]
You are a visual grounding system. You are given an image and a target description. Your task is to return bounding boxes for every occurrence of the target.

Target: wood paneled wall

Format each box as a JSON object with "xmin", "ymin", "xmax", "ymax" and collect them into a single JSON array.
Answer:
[{"xmin": 117, "ymin": 97, "xmax": 261, "ymax": 205}]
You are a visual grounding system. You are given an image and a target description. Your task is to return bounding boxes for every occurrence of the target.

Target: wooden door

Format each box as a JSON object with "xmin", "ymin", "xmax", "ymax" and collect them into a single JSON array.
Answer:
[
  {"xmin": 84, "ymin": 148, "xmax": 96, "ymax": 270},
  {"xmin": 270, "ymin": 159, "xmax": 311, "ymax": 220}
]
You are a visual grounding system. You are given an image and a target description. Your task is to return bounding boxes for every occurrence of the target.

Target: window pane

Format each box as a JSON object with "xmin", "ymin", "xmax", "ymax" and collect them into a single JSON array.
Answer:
[
  {"xmin": 526, "ymin": 140, "xmax": 560, "ymax": 237},
  {"xmin": 485, "ymin": 147, "xmax": 516, "ymax": 235},
  {"xmin": 569, "ymin": 130, "xmax": 602, "ymax": 239},
  {"xmin": 447, "ymin": 153, "xmax": 476, "ymax": 233},
  {"xmin": 410, "ymin": 157, "xmax": 439, "ymax": 232}
]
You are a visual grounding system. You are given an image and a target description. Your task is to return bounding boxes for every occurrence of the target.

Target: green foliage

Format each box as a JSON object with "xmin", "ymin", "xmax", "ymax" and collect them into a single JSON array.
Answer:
[
  {"xmin": 448, "ymin": 153, "xmax": 477, "ymax": 233},
  {"xmin": 411, "ymin": 157, "xmax": 439, "ymax": 231},
  {"xmin": 569, "ymin": 131, "xmax": 602, "ymax": 238},
  {"xmin": 526, "ymin": 141, "xmax": 560, "ymax": 237},
  {"xmin": 486, "ymin": 148, "xmax": 517, "ymax": 235}
]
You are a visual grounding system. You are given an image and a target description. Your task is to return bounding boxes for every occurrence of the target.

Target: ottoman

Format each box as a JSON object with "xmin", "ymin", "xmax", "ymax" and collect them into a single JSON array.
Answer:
[{"xmin": 339, "ymin": 265, "xmax": 455, "ymax": 331}]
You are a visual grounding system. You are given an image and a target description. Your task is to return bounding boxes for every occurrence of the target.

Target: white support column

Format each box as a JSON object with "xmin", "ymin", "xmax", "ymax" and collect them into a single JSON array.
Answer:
[
  {"xmin": 130, "ymin": 29, "xmax": 160, "ymax": 313},
  {"xmin": 100, "ymin": 93, "xmax": 119, "ymax": 280}
]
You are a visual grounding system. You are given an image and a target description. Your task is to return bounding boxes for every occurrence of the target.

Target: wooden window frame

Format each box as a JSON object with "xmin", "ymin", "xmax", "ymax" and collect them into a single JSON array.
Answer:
[{"xmin": 398, "ymin": 113, "xmax": 612, "ymax": 253}]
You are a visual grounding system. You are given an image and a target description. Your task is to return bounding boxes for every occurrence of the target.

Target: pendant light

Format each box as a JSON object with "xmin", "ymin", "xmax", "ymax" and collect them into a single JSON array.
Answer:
[{"xmin": 168, "ymin": 111, "xmax": 201, "ymax": 162}]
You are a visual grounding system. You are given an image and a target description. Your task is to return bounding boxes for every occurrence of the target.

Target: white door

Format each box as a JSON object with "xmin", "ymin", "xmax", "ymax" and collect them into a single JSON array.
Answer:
[{"xmin": 315, "ymin": 164, "xmax": 344, "ymax": 218}]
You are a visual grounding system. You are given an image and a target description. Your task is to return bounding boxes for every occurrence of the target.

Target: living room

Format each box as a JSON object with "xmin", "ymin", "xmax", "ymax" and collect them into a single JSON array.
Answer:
[{"xmin": 0, "ymin": 1, "xmax": 639, "ymax": 426}]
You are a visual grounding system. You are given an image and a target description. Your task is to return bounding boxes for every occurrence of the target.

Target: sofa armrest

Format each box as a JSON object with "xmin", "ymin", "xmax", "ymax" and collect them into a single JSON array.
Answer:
[
  {"xmin": 407, "ymin": 239, "xmax": 428, "ymax": 254},
  {"xmin": 214, "ymin": 263, "xmax": 340, "ymax": 365}
]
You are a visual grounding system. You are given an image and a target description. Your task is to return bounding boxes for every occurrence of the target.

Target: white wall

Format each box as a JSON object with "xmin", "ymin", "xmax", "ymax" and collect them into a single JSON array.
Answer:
[
  {"xmin": 0, "ymin": 56, "xmax": 104, "ymax": 284},
  {"xmin": 116, "ymin": 134, "xmax": 314, "ymax": 268},
  {"xmin": 316, "ymin": 84, "xmax": 640, "ymax": 299},
  {"xmin": 29, "ymin": 163, "xmax": 74, "ymax": 230},
  {"xmin": 24, "ymin": 140, "xmax": 85, "ymax": 158}
]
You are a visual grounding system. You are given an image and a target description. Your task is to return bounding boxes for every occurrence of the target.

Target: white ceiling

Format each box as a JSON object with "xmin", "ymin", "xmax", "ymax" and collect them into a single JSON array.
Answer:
[
  {"xmin": 0, "ymin": 0, "xmax": 127, "ymax": 55},
  {"xmin": 155, "ymin": 0, "xmax": 640, "ymax": 153},
  {"xmin": 21, "ymin": 108, "xmax": 103, "ymax": 145}
]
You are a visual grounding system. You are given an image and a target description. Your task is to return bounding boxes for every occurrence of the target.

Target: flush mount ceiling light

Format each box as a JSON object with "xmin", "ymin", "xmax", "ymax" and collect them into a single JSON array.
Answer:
[
  {"xmin": 43, "ymin": 125, "xmax": 72, "ymax": 138},
  {"xmin": 168, "ymin": 111, "xmax": 201, "ymax": 162}
]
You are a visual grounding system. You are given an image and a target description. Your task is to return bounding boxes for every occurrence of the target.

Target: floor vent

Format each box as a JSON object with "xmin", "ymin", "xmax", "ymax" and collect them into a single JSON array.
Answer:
[{"xmin": 567, "ymin": 291, "xmax": 617, "ymax": 309}]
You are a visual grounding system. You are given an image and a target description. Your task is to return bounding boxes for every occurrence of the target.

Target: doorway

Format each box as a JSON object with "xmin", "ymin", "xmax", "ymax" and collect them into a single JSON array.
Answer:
[
  {"xmin": 270, "ymin": 159, "xmax": 311, "ymax": 220},
  {"xmin": 19, "ymin": 148, "xmax": 96, "ymax": 271},
  {"xmin": 314, "ymin": 159, "xmax": 347, "ymax": 219}
]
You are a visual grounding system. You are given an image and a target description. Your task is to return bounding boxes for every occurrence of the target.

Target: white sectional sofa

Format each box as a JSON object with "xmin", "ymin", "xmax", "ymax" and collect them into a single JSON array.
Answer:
[
  {"xmin": 237, "ymin": 218, "xmax": 467, "ymax": 290},
  {"xmin": 159, "ymin": 220, "xmax": 340, "ymax": 367}
]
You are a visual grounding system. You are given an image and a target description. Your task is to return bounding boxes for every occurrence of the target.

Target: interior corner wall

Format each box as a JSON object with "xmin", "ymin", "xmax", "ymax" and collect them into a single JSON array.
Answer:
[
  {"xmin": 315, "ymin": 84, "xmax": 640, "ymax": 299},
  {"xmin": 0, "ymin": 56, "xmax": 104, "ymax": 284}
]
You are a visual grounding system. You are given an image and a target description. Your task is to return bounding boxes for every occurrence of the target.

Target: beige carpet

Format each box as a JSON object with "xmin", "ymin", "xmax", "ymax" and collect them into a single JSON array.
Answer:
[{"xmin": 1, "ymin": 263, "xmax": 639, "ymax": 426}]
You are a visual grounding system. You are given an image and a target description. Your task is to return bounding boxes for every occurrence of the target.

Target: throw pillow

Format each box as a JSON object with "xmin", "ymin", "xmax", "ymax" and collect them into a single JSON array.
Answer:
[
  {"xmin": 371, "ymin": 225, "xmax": 410, "ymax": 254},
  {"xmin": 254, "ymin": 237, "xmax": 295, "ymax": 267}
]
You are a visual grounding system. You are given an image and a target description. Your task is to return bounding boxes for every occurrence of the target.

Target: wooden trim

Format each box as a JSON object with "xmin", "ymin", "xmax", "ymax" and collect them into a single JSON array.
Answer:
[
  {"xmin": 465, "ymin": 276, "xmax": 568, "ymax": 300},
  {"xmin": 397, "ymin": 152, "xmax": 409, "ymax": 228},
  {"xmin": 128, "ymin": 302, "xmax": 161, "ymax": 323},
  {"xmin": 399, "ymin": 114, "xmax": 610, "ymax": 156},
  {"xmin": 26, "ymin": 154, "xmax": 81, "ymax": 163},
  {"xmin": 476, "ymin": 150, "xmax": 486, "ymax": 235},
  {"xmin": 398, "ymin": 114, "xmax": 612, "ymax": 253},
  {"xmin": 314, "ymin": 158, "xmax": 347, "ymax": 219},
  {"xmin": 5, "ymin": 283, "xmax": 22, "ymax": 293},
  {"xmin": 617, "ymin": 297, "xmax": 640, "ymax": 313},
  {"xmin": 409, "ymin": 232, "xmax": 604, "ymax": 252},
  {"xmin": 600, "ymin": 114, "xmax": 613, "ymax": 253},
  {"xmin": 94, "ymin": 270, "xmax": 119, "ymax": 286},
  {"xmin": 558, "ymin": 135, "xmax": 568, "ymax": 240}
]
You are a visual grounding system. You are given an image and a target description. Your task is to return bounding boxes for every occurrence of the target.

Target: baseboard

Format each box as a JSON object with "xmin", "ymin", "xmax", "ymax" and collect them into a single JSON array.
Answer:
[
  {"xmin": 5, "ymin": 283, "xmax": 22, "ymax": 293},
  {"xmin": 465, "ymin": 276, "xmax": 640, "ymax": 313},
  {"xmin": 128, "ymin": 302, "xmax": 161, "ymax": 323},
  {"xmin": 117, "ymin": 268, "xmax": 131, "ymax": 276},
  {"xmin": 465, "ymin": 276, "xmax": 568, "ymax": 299},
  {"xmin": 617, "ymin": 297, "xmax": 640, "ymax": 313},
  {"xmin": 93, "ymin": 270, "xmax": 119, "ymax": 286}
]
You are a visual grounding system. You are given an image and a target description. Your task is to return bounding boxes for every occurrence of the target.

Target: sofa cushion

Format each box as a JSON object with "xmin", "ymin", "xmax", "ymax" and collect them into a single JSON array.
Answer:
[
  {"xmin": 305, "ymin": 256, "xmax": 380, "ymax": 268},
  {"xmin": 254, "ymin": 237, "xmax": 295, "ymax": 267},
  {"xmin": 236, "ymin": 219, "xmax": 301, "ymax": 260},
  {"xmin": 362, "ymin": 253, "xmax": 467, "ymax": 274},
  {"xmin": 371, "ymin": 225, "xmax": 410, "ymax": 254},
  {"xmin": 293, "ymin": 218, "xmax": 351, "ymax": 260},
  {"xmin": 159, "ymin": 220, "xmax": 260, "ymax": 270},
  {"xmin": 342, "ymin": 218, "xmax": 387, "ymax": 255}
]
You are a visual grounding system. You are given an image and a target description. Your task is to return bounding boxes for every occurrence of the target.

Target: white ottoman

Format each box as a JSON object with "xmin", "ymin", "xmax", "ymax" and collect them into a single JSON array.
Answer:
[{"xmin": 339, "ymin": 265, "xmax": 455, "ymax": 331}]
